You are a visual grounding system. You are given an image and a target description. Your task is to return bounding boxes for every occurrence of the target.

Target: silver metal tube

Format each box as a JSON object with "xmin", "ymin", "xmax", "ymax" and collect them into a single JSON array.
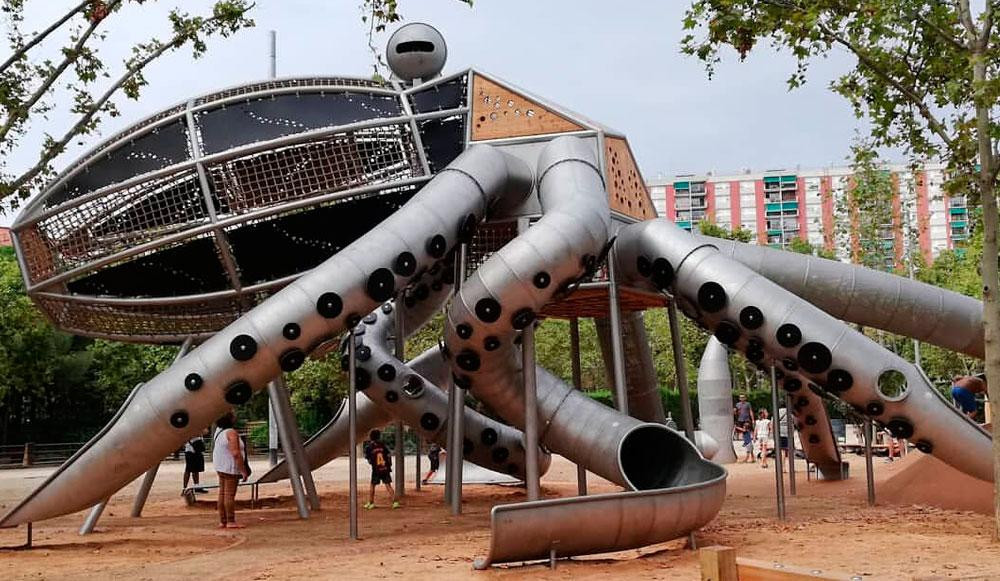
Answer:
[
  {"xmin": 696, "ymin": 338, "xmax": 737, "ymax": 464},
  {"xmin": 594, "ymin": 311, "xmax": 664, "ymax": 423},
  {"xmin": 569, "ymin": 318, "xmax": 587, "ymax": 496},
  {"xmin": 276, "ymin": 375, "xmax": 320, "ymax": 510},
  {"xmin": 348, "ymin": 330, "xmax": 359, "ymax": 540},
  {"xmin": 786, "ymin": 394, "xmax": 796, "ymax": 496},
  {"xmin": 268, "ymin": 400, "xmax": 279, "ymax": 467},
  {"xmin": 522, "ymin": 324, "xmax": 541, "ymax": 501},
  {"xmin": 863, "ymin": 417, "xmax": 876, "ymax": 506},
  {"xmin": 268, "ymin": 30, "xmax": 276, "ymax": 78},
  {"xmin": 667, "ymin": 299, "xmax": 696, "ymax": 442},
  {"xmin": 414, "ymin": 435, "xmax": 422, "ymax": 491},
  {"xmin": 606, "ymin": 254, "xmax": 630, "ymax": 416},
  {"xmin": 448, "ymin": 245, "xmax": 467, "ymax": 513},
  {"xmin": 79, "ymin": 499, "xmax": 108, "ymax": 535},
  {"xmin": 129, "ymin": 464, "xmax": 159, "ymax": 518},
  {"xmin": 268, "ymin": 379, "xmax": 309, "ymax": 519},
  {"xmin": 770, "ymin": 367, "xmax": 786, "ymax": 520}
]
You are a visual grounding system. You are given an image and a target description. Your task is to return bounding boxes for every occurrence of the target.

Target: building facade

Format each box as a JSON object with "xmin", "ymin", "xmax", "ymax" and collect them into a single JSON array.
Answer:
[
  {"xmin": 0, "ymin": 227, "xmax": 12, "ymax": 248},
  {"xmin": 649, "ymin": 163, "xmax": 969, "ymax": 266}
]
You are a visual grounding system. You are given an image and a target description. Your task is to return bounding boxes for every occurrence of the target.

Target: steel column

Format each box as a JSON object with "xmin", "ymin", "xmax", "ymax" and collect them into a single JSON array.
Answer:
[
  {"xmin": 770, "ymin": 366, "xmax": 786, "ymax": 520},
  {"xmin": 267, "ymin": 379, "xmax": 310, "ymax": 519},
  {"xmin": 79, "ymin": 499, "xmax": 108, "ymax": 535},
  {"xmin": 414, "ymin": 436, "xmax": 422, "ymax": 491},
  {"xmin": 569, "ymin": 318, "xmax": 587, "ymax": 496},
  {"xmin": 606, "ymin": 253, "xmax": 629, "ymax": 416},
  {"xmin": 863, "ymin": 417, "xmax": 876, "ymax": 506},
  {"xmin": 393, "ymin": 304, "xmax": 406, "ymax": 500},
  {"xmin": 276, "ymin": 375, "xmax": 320, "ymax": 510},
  {"xmin": 268, "ymin": 400, "xmax": 279, "ymax": 466},
  {"xmin": 522, "ymin": 322, "xmax": 541, "ymax": 501},
  {"xmin": 667, "ymin": 300, "xmax": 696, "ymax": 441},
  {"xmin": 786, "ymin": 394, "xmax": 797, "ymax": 496},
  {"xmin": 131, "ymin": 337, "xmax": 194, "ymax": 518},
  {"xmin": 447, "ymin": 245, "xmax": 468, "ymax": 514},
  {"xmin": 348, "ymin": 329, "xmax": 359, "ymax": 540}
]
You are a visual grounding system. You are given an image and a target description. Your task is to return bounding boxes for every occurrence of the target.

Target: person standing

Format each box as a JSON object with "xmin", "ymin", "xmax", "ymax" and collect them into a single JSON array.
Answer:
[
  {"xmin": 754, "ymin": 409, "xmax": 772, "ymax": 468},
  {"xmin": 734, "ymin": 394, "xmax": 755, "ymax": 424},
  {"xmin": 422, "ymin": 442, "xmax": 442, "ymax": 484},
  {"xmin": 363, "ymin": 430, "xmax": 399, "ymax": 509},
  {"xmin": 183, "ymin": 431, "xmax": 207, "ymax": 493},
  {"xmin": 213, "ymin": 411, "xmax": 249, "ymax": 528}
]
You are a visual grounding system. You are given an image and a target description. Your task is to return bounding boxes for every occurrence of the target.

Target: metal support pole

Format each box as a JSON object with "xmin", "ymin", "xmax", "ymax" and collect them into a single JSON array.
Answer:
[
  {"xmin": 268, "ymin": 379, "xmax": 310, "ymax": 519},
  {"xmin": 79, "ymin": 499, "xmax": 108, "ymax": 535},
  {"xmin": 414, "ymin": 436, "xmax": 422, "ymax": 491},
  {"xmin": 770, "ymin": 366, "xmax": 786, "ymax": 520},
  {"xmin": 131, "ymin": 337, "xmax": 194, "ymax": 519},
  {"xmin": 276, "ymin": 375, "xmax": 320, "ymax": 510},
  {"xmin": 785, "ymin": 394, "xmax": 796, "ymax": 496},
  {"xmin": 522, "ymin": 323, "xmax": 541, "ymax": 501},
  {"xmin": 447, "ymin": 245, "xmax": 468, "ymax": 514},
  {"xmin": 394, "ymin": 304, "xmax": 406, "ymax": 500},
  {"xmin": 863, "ymin": 417, "xmax": 876, "ymax": 506},
  {"xmin": 268, "ymin": 400, "xmax": 279, "ymax": 467},
  {"xmin": 348, "ymin": 329, "xmax": 359, "ymax": 540},
  {"xmin": 667, "ymin": 300, "xmax": 696, "ymax": 441},
  {"xmin": 606, "ymin": 253, "xmax": 629, "ymax": 416},
  {"xmin": 130, "ymin": 464, "xmax": 159, "ymax": 518},
  {"xmin": 569, "ymin": 318, "xmax": 587, "ymax": 496}
]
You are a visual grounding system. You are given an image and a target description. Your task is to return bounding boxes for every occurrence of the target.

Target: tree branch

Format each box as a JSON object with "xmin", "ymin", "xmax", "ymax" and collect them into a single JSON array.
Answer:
[
  {"xmin": 957, "ymin": 0, "xmax": 977, "ymax": 37},
  {"xmin": 0, "ymin": 0, "xmax": 121, "ymax": 145},
  {"xmin": 815, "ymin": 20, "xmax": 956, "ymax": 150},
  {"xmin": 912, "ymin": 11, "xmax": 968, "ymax": 52},
  {"xmin": 980, "ymin": 0, "xmax": 996, "ymax": 49},
  {"xmin": 0, "ymin": 0, "xmax": 90, "ymax": 75}
]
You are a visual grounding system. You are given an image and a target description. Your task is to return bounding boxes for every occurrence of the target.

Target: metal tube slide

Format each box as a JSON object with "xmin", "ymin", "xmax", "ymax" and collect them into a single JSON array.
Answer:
[
  {"xmin": 445, "ymin": 136, "xmax": 719, "ymax": 491},
  {"xmin": 616, "ymin": 221, "xmax": 992, "ymax": 483},
  {"xmin": 698, "ymin": 235, "xmax": 984, "ymax": 358},
  {"xmin": 352, "ymin": 301, "xmax": 550, "ymax": 480},
  {"xmin": 595, "ymin": 312, "xmax": 666, "ymax": 423},
  {"xmin": 696, "ymin": 337, "xmax": 738, "ymax": 464},
  {"xmin": 0, "ymin": 145, "xmax": 533, "ymax": 527},
  {"xmin": 782, "ymin": 375, "xmax": 845, "ymax": 480}
]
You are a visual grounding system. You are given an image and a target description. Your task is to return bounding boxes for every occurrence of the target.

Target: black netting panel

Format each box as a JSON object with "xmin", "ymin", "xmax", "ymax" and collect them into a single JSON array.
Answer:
[
  {"xmin": 226, "ymin": 186, "xmax": 419, "ymax": 286},
  {"xmin": 408, "ymin": 76, "xmax": 467, "ymax": 113},
  {"xmin": 196, "ymin": 92, "xmax": 402, "ymax": 155},
  {"xmin": 47, "ymin": 120, "xmax": 191, "ymax": 208},
  {"xmin": 66, "ymin": 235, "xmax": 230, "ymax": 297},
  {"xmin": 417, "ymin": 115, "xmax": 465, "ymax": 173}
]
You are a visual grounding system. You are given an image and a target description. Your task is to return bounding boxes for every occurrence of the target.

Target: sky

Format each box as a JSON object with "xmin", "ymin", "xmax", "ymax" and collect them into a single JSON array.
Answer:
[{"xmin": 0, "ymin": 1, "xmax": 869, "ymax": 227}]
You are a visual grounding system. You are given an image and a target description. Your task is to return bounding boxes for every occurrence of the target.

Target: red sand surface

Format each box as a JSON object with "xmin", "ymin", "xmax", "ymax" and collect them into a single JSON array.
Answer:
[
  {"xmin": 880, "ymin": 451, "xmax": 993, "ymax": 514},
  {"xmin": 1, "ymin": 453, "xmax": 999, "ymax": 580}
]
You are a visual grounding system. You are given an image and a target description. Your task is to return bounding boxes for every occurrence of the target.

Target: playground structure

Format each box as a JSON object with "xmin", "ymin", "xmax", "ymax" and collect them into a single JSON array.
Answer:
[{"xmin": 0, "ymin": 22, "xmax": 994, "ymax": 568}]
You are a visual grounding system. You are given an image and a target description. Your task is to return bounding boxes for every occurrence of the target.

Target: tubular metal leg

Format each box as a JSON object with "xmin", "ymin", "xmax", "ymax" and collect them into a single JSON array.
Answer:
[
  {"xmin": 786, "ymin": 394, "xmax": 797, "ymax": 496},
  {"xmin": 268, "ymin": 398, "xmax": 279, "ymax": 467},
  {"xmin": 268, "ymin": 379, "xmax": 310, "ymax": 519},
  {"xmin": 79, "ymin": 499, "xmax": 108, "ymax": 535},
  {"xmin": 130, "ymin": 463, "xmax": 159, "ymax": 518},
  {"xmin": 277, "ymin": 375, "xmax": 320, "ymax": 510},
  {"xmin": 606, "ymin": 253, "xmax": 629, "ymax": 416},
  {"xmin": 393, "ymin": 305, "xmax": 406, "ymax": 500},
  {"xmin": 447, "ymin": 245, "xmax": 468, "ymax": 514},
  {"xmin": 770, "ymin": 367, "xmax": 786, "ymax": 520},
  {"xmin": 569, "ymin": 318, "xmax": 587, "ymax": 496},
  {"xmin": 415, "ymin": 435, "xmax": 422, "ymax": 491},
  {"xmin": 522, "ymin": 323, "xmax": 541, "ymax": 501},
  {"xmin": 348, "ymin": 329, "xmax": 359, "ymax": 540},
  {"xmin": 667, "ymin": 300, "xmax": 696, "ymax": 441},
  {"xmin": 863, "ymin": 418, "xmax": 876, "ymax": 506}
]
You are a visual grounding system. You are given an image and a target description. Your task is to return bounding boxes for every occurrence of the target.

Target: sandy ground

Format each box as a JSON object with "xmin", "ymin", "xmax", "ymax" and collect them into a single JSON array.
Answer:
[{"xmin": 1, "ymin": 451, "xmax": 999, "ymax": 580}]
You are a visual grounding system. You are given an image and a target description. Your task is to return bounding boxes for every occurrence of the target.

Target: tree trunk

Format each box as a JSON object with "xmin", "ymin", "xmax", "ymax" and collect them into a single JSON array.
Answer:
[{"xmin": 971, "ymin": 52, "xmax": 1000, "ymax": 542}]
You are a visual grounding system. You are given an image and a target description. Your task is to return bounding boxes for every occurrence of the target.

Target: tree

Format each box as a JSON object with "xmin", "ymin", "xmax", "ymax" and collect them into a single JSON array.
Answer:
[
  {"xmin": 683, "ymin": 0, "xmax": 1000, "ymax": 538},
  {"xmin": 699, "ymin": 220, "xmax": 754, "ymax": 243},
  {"xmin": 787, "ymin": 235, "xmax": 838, "ymax": 260}
]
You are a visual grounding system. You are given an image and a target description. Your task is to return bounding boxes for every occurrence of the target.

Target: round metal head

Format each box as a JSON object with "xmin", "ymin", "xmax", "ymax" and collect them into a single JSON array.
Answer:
[{"xmin": 386, "ymin": 23, "xmax": 447, "ymax": 82}]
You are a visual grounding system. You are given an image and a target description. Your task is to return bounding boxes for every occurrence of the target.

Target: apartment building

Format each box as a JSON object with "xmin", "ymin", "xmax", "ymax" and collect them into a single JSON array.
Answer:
[{"xmin": 649, "ymin": 163, "xmax": 968, "ymax": 266}]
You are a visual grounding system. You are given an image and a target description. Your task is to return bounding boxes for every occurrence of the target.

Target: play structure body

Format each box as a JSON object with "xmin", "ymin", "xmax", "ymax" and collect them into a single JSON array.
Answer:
[{"xmin": 1, "ymin": 22, "xmax": 993, "ymax": 566}]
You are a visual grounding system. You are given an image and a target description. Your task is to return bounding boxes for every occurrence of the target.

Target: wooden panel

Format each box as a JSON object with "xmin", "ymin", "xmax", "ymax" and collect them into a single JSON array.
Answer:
[
  {"xmin": 701, "ymin": 546, "xmax": 739, "ymax": 581},
  {"xmin": 605, "ymin": 137, "xmax": 656, "ymax": 221},
  {"xmin": 470, "ymin": 74, "xmax": 583, "ymax": 141},
  {"xmin": 736, "ymin": 557, "xmax": 857, "ymax": 580},
  {"xmin": 540, "ymin": 286, "xmax": 665, "ymax": 319}
]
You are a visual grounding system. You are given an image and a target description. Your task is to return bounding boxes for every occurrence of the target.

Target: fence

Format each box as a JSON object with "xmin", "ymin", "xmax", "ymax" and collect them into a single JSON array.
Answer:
[{"xmin": 0, "ymin": 422, "xmax": 269, "ymax": 470}]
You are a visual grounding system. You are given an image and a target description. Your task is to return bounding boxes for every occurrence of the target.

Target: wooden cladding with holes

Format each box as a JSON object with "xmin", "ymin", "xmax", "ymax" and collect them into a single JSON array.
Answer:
[
  {"xmin": 470, "ymin": 75, "xmax": 582, "ymax": 141},
  {"xmin": 605, "ymin": 137, "xmax": 655, "ymax": 220}
]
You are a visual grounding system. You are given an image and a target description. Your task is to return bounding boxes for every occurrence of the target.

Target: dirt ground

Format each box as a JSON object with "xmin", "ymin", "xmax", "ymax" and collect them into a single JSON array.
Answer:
[{"xmin": 1, "ymin": 451, "xmax": 999, "ymax": 580}]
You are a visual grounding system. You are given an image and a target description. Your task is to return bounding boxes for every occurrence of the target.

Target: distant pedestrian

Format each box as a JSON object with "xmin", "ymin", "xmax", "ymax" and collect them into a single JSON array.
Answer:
[
  {"xmin": 734, "ymin": 394, "xmax": 755, "ymax": 424},
  {"xmin": 364, "ymin": 430, "xmax": 399, "ymax": 509},
  {"xmin": 951, "ymin": 375, "xmax": 986, "ymax": 421},
  {"xmin": 183, "ymin": 431, "xmax": 207, "ymax": 494},
  {"xmin": 422, "ymin": 442, "xmax": 443, "ymax": 484},
  {"xmin": 754, "ymin": 409, "xmax": 772, "ymax": 468},
  {"xmin": 735, "ymin": 420, "xmax": 754, "ymax": 463},
  {"xmin": 213, "ymin": 412, "xmax": 250, "ymax": 528}
]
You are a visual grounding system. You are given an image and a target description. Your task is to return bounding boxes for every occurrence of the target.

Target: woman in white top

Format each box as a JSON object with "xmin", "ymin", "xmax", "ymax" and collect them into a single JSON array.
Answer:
[
  {"xmin": 753, "ymin": 408, "xmax": 772, "ymax": 469},
  {"xmin": 213, "ymin": 411, "xmax": 249, "ymax": 528}
]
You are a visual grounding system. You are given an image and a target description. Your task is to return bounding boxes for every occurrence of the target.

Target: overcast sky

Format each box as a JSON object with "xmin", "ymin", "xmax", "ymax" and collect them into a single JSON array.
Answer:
[{"xmin": 1, "ymin": 1, "xmax": 869, "ymax": 226}]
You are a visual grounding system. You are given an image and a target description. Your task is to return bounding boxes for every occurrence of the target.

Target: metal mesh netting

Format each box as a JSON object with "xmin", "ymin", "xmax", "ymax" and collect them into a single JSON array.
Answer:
[
  {"xmin": 35, "ymin": 289, "xmax": 278, "ymax": 342},
  {"xmin": 207, "ymin": 124, "xmax": 422, "ymax": 216},
  {"xmin": 193, "ymin": 77, "xmax": 389, "ymax": 106},
  {"xmin": 20, "ymin": 170, "xmax": 208, "ymax": 283},
  {"xmin": 465, "ymin": 220, "xmax": 518, "ymax": 278}
]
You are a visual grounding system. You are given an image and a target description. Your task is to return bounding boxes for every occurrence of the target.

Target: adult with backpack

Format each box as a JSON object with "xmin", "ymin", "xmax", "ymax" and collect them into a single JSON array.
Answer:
[
  {"xmin": 364, "ymin": 430, "xmax": 400, "ymax": 509},
  {"xmin": 182, "ymin": 430, "xmax": 208, "ymax": 493}
]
